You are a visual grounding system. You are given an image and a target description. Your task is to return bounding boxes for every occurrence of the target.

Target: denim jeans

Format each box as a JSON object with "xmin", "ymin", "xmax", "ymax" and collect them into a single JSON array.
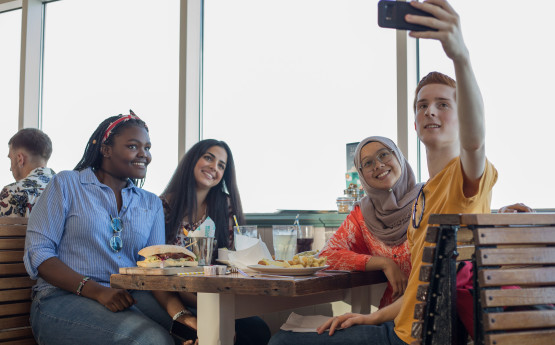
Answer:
[
  {"xmin": 268, "ymin": 321, "xmax": 407, "ymax": 345},
  {"xmin": 30, "ymin": 288, "xmax": 178, "ymax": 345}
]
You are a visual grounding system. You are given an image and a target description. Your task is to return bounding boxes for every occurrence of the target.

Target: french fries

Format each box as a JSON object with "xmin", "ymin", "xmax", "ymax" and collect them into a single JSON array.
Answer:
[{"xmin": 257, "ymin": 254, "xmax": 327, "ymax": 268}]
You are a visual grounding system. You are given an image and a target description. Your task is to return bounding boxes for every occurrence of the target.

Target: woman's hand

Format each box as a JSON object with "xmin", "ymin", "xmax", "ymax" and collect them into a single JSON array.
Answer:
[
  {"xmin": 93, "ymin": 285, "xmax": 135, "ymax": 312},
  {"xmin": 176, "ymin": 315, "xmax": 198, "ymax": 345},
  {"xmin": 498, "ymin": 203, "xmax": 534, "ymax": 213},
  {"xmin": 316, "ymin": 313, "xmax": 375, "ymax": 336},
  {"xmin": 381, "ymin": 258, "xmax": 408, "ymax": 300}
]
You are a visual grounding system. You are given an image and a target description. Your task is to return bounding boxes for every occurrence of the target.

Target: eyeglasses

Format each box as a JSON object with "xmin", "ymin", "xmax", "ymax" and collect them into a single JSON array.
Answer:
[
  {"xmin": 412, "ymin": 185, "xmax": 426, "ymax": 228},
  {"xmin": 360, "ymin": 149, "xmax": 394, "ymax": 172},
  {"xmin": 109, "ymin": 216, "xmax": 123, "ymax": 252}
]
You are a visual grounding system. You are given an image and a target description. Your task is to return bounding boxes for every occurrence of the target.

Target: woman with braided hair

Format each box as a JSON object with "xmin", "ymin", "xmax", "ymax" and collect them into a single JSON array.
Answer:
[{"xmin": 24, "ymin": 112, "xmax": 192, "ymax": 345}]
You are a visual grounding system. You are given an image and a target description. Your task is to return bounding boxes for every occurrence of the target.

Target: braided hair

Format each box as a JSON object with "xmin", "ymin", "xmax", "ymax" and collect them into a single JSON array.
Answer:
[{"xmin": 74, "ymin": 113, "xmax": 149, "ymax": 188}]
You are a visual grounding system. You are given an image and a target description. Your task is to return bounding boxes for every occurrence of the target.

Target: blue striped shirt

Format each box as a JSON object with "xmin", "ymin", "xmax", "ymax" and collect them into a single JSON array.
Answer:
[{"xmin": 24, "ymin": 168, "xmax": 164, "ymax": 292}]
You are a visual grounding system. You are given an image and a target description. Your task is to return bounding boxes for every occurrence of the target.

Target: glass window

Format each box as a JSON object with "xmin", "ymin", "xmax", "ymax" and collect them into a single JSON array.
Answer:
[
  {"xmin": 0, "ymin": 10, "xmax": 21, "ymax": 186},
  {"xmin": 203, "ymin": 0, "xmax": 397, "ymax": 212},
  {"xmin": 419, "ymin": 0, "xmax": 555, "ymax": 209},
  {"xmin": 41, "ymin": 0, "xmax": 179, "ymax": 195}
]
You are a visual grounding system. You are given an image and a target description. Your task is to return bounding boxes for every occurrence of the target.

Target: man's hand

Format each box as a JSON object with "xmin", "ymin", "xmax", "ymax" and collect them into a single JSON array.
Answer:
[
  {"xmin": 498, "ymin": 203, "xmax": 534, "ymax": 213},
  {"xmin": 405, "ymin": 0, "xmax": 469, "ymax": 63}
]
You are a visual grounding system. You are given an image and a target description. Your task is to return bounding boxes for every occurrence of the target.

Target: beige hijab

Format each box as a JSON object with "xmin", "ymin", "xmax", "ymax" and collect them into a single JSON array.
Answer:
[{"xmin": 354, "ymin": 136, "xmax": 423, "ymax": 246}]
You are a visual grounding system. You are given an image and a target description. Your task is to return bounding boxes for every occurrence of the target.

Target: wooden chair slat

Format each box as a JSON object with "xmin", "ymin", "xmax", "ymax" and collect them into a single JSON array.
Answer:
[
  {"xmin": 0, "ymin": 277, "xmax": 34, "ymax": 290},
  {"xmin": 478, "ymin": 267, "xmax": 555, "ymax": 287},
  {"xmin": 422, "ymin": 246, "xmax": 435, "ymax": 263},
  {"xmin": 475, "ymin": 227, "xmax": 555, "ymax": 245},
  {"xmin": 0, "ymin": 251, "xmax": 25, "ymax": 264},
  {"xmin": 0, "ymin": 218, "xmax": 28, "ymax": 226},
  {"xmin": 477, "ymin": 247, "xmax": 555, "ymax": 266},
  {"xmin": 416, "ymin": 284, "xmax": 428, "ymax": 302},
  {"xmin": 419, "ymin": 265, "xmax": 432, "ymax": 282},
  {"xmin": 0, "ymin": 225, "xmax": 27, "ymax": 237},
  {"xmin": 460, "ymin": 213, "xmax": 555, "ymax": 226},
  {"xmin": 0, "ymin": 302, "xmax": 32, "ymax": 317},
  {"xmin": 411, "ymin": 320, "xmax": 423, "ymax": 339},
  {"xmin": 485, "ymin": 329, "xmax": 555, "ymax": 345},
  {"xmin": 0, "ymin": 239, "xmax": 26, "ymax": 250},
  {"xmin": 481, "ymin": 287, "xmax": 555, "ymax": 308},
  {"xmin": 422, "ymin": 244, "xmax": 473, "ymax": 263},
  {"xmin": 413, "ymin": 302, "xmax": 426, "ymax": 319},
  {"xmin": 0, "ymin": 327, "xmax": 34, "ymax": 341},
  {"xmin": 456, "ymin": 245, "xmax": 474, "ymax": 261},
  {"xmin": 483, "ymin": 309, "xmax": 555, "ymax": 331},
  {"xmin": 0, "ymin": 263, "xmax": 27, "ymax": 276},
  {"xmin": 0, "ymin": 315, "xmax": 31, "ymax": 331},
  {"xmin": 0, "ymin": 338, "xmax": 37, "ymax": 345},
  {"xmin": 0, "ymin": 288, "xmax": 32, "ymax": 303},
  {"xmin": 425, "ymin": 227, "xmax": 440, "ymax": 243}
]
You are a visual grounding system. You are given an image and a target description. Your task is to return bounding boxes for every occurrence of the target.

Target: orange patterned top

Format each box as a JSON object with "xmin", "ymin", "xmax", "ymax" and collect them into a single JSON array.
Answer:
[{"xmin": 320, "ymin": 205, "xmax": 411, "ymax": 308}]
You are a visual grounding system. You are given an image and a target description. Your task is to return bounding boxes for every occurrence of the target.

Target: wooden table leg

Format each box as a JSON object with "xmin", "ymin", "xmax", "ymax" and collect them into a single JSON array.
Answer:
[{"xmin": 197, "ymin": 292, "xmax": 236, "ymax": 345}]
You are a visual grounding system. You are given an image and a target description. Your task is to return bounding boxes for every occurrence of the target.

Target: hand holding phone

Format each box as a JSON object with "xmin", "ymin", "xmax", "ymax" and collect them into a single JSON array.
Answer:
[
  {"xmin": 170, "ymin": 320, "xmax": 198, "ymax": 343},
  {"xmin": 377, "ymin": 1, "xmax": 436, "ymax": 32}
]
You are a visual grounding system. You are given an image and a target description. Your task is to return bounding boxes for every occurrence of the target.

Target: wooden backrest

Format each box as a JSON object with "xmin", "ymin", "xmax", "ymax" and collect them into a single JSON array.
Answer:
[
  {"xmin": 0, "ymin": 217, "xmax": 37, "ymax": 344},
  {"xmin": 411, "ymin": 225, "xmax": 472, "ymax": 345},
  {"xmin": 412, "ymin": 213, "xmax": 555, "ymax": 345}
]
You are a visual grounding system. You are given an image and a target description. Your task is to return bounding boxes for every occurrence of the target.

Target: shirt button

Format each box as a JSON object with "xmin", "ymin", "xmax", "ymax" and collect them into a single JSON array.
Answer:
[{"xmin": 393, "ymin": 254, "xmax": 398, "ymax": 258}]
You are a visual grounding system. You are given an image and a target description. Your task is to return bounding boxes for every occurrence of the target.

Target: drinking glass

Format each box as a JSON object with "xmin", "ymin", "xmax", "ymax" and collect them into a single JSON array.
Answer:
[
  {"xmin": 296, "ymin": 225, "xmax": 314, "ymax": 254},
  {"xmin": 272, "ymin": 225, "xmax": 297, "ymax": 260},
  {"xmin": 233, "ymin": 225, "xmax": 258, "ymax": 251}
]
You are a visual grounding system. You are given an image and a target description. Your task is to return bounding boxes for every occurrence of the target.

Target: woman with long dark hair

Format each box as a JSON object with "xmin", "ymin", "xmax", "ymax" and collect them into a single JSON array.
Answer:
[
  {"xmin": 24, "ymin": 112, "xmax": 192, "ymax": 345},
  {"xmin": 160, "ymin": 139, "xmax": 271, "ymax": 345}
]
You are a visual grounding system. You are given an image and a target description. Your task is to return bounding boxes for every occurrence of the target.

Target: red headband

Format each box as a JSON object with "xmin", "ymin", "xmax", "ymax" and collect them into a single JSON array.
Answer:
[{"xmin": 101, "ymin": 111, "xmax": 145, "ymax": 144}]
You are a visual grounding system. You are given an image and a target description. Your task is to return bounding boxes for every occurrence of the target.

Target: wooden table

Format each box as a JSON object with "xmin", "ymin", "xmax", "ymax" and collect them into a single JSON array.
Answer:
[{"xmin": 110, "ymin": 270, "xmax": 387, "ymax": 345}]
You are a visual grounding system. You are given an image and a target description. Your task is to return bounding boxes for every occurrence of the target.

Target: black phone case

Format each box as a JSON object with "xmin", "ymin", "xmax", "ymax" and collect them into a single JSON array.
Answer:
[
  {"xmin": 170, "ymin": 321, "xmax": 198, "ymax": 342},
  {"xmin": 378, "ymin": 1, "xmax": 436, "ymax": 32}
]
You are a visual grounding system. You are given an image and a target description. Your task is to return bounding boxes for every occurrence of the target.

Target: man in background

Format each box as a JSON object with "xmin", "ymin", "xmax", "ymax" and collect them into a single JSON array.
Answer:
[{"xmin": 0, "ymin": 128, "xmax": 55, "ymax": 217}]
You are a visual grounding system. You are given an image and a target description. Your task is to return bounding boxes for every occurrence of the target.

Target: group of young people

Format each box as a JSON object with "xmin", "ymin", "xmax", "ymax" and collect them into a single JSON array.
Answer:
[{"xmin": 19, "ymin": 1, "xmax": 530, "ymax": 344}]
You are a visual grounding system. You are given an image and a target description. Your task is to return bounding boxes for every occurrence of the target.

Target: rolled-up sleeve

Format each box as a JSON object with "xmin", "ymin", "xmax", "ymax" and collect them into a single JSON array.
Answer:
[{"xmin": 23, "ymin": 174, "xmax": 68, "ymax": 279}]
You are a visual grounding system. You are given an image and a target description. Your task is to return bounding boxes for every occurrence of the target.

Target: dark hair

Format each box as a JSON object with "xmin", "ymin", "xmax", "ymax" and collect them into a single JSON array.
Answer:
[
  {"xmin": 413, "ymin": 71, "xmax": 457, "ymax": 113},
  {"xmin": 74, "ymin": 114, "xmax": 149, "ymax": 187},
  {"xmin": 9, "ymin": 128, "xmax": 52, "ymax": 161},
  {"xmin": 161, "ymin": 139, "xmax": 244, "ymax": 247}
]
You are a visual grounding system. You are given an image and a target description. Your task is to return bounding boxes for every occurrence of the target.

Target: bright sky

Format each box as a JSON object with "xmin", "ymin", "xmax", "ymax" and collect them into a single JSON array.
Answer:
[{"xmin": 1, "ymin": 0, "xmax": 554, "ymax": 212}]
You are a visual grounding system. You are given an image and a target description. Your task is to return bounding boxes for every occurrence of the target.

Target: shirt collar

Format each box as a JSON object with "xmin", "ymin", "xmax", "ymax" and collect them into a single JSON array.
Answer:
[
  {"xmin": 79, "ymin": 167, "xmax": 138, "ymax": 194},
  {"xmin": 25, "ymin": 167, "xmax": 55, "ymax": 180}
]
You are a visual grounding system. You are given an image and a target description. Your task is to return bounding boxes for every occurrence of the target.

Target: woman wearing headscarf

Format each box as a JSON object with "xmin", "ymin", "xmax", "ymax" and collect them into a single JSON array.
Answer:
[{"xmin": 320, "ymin": 136, "xmax": 422, "ymax": 307}]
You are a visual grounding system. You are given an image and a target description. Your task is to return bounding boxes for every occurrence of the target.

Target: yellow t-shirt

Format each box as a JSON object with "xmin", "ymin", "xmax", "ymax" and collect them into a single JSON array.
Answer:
[{"xmin": 394, "ymin": 157, "xmax": 498, "ymax": 344}]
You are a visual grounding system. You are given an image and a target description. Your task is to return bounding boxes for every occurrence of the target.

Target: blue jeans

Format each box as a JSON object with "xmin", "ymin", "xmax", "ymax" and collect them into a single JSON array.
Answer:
[
  {"xmin": 268, "ymin": 321, "xmax": 407, "ymax": 345},
  {"xmin": 30, "ymin": 288, "xmax": 178, "ymax": 345}
]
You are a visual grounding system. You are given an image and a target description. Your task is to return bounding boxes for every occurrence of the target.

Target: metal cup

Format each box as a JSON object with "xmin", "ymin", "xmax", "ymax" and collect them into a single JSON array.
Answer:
[{"xmin": 185, "ymin": 237, "xmax": 215, "ymax": 266}]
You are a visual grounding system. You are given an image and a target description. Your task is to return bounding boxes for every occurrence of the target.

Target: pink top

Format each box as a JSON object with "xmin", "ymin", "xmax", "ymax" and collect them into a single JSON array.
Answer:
[{"xmin": 320, "ymin": 205, "xmax": 411, "ymax": 308}]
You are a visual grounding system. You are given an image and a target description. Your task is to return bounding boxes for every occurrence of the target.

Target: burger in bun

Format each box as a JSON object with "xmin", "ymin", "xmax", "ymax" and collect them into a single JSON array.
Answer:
[{"xmin": 137, "ymin": 245, "xmax": 198, "ymax": 268}]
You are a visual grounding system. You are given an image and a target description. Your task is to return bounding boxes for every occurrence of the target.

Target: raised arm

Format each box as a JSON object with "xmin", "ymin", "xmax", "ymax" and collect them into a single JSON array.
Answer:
[{"xmin": 408, "ymin": 0, "xmax": 486, "ymax": 192}]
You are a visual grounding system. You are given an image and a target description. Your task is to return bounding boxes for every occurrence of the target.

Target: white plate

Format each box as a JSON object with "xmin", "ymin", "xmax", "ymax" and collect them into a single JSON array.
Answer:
[{"xmin": 247, "ymin": 265, "xmax": 329, "ymax": 276}]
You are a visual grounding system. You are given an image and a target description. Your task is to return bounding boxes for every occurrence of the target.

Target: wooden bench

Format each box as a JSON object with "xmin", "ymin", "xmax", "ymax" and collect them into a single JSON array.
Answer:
[
  {"xmin": 411, "ymin": 213, "xmax": 555, "ymax": 345},
  {"xmin": 0, "ymin": 217, "xmax": 36, "ymax": 345}
]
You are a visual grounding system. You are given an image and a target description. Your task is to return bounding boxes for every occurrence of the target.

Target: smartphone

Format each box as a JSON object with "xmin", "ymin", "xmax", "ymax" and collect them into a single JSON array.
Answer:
[
  {"xmin": 377, "ymin": 0, "xmax": 436, "ymax": 32},
  {"xmin": 170, "ymin": 321, "xmax": 197, "ymax": 342}
]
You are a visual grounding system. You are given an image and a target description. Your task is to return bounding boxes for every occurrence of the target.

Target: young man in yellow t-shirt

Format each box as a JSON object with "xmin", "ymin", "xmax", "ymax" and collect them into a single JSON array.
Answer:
[{"xmin": 268, "ymin": 1, "xmax": 497, "ymax": 344}]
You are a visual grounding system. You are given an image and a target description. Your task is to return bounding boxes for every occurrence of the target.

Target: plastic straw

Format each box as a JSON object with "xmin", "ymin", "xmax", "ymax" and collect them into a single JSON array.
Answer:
[{"xmin": 233, "ymin": 215, "xmax": 240, "ymax": 233}]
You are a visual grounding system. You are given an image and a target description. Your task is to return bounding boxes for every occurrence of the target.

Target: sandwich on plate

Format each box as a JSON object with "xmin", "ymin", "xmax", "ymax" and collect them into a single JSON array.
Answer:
[{"xmin": 137, "ymin": 244, "xmax": 198, "ymax": 268}]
